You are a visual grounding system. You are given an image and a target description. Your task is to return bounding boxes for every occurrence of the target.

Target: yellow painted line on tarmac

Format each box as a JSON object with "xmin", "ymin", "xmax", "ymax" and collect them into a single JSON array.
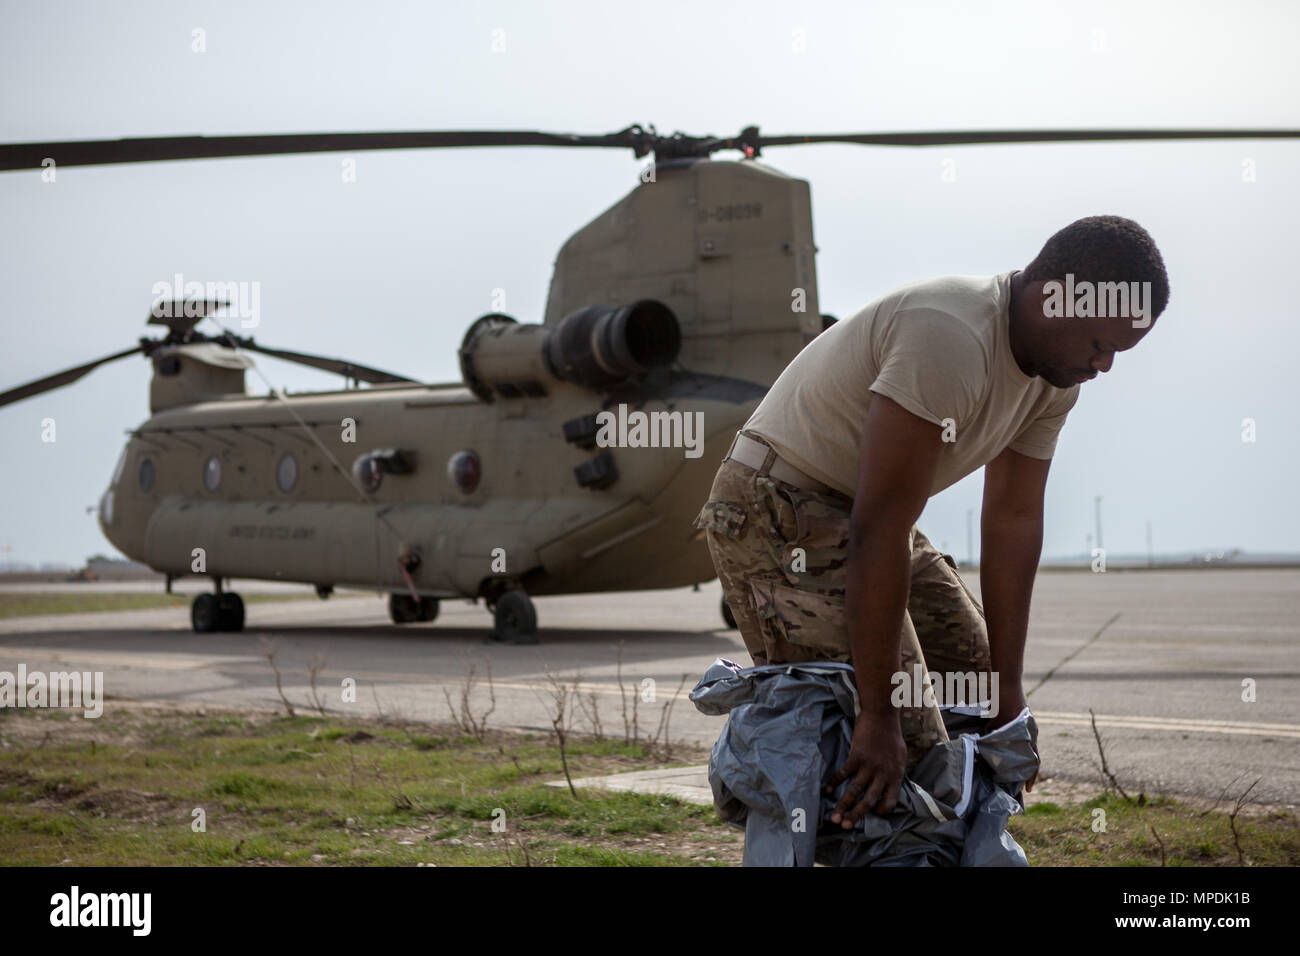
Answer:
[{"xmin": 1034, "ymin": 710, "xmax": 1300, "ymax": 739}]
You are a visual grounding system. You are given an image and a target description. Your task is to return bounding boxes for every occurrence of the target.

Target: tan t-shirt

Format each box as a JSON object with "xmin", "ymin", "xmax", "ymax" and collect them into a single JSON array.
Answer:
[{"xmin": 743, "ymin": 272, "xmax": 1080, "ymax": 498}]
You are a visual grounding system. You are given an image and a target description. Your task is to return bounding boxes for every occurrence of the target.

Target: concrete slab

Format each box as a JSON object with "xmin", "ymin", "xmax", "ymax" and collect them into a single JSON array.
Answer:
[{"xmin": 549, "ymin": 765, "xmax": 715, "ymax": 805}]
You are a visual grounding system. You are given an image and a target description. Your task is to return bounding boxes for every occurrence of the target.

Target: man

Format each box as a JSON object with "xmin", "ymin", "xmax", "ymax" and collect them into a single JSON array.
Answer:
[{"xmin": 693, "ymin": 215, "xmax": 1169, "ymax": 831}]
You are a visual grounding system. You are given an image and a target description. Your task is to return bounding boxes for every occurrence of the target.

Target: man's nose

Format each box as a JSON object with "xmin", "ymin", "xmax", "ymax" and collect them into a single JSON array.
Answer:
[{"xmin": 1091, "ymin": 351, "xmax": 1115, "ymax": 373}]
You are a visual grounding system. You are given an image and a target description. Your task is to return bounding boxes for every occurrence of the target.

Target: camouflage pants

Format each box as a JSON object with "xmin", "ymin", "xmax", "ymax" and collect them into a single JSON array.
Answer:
[{"xmin": 693, "ymin": 448, "xmax": 992, "ymax": 767}]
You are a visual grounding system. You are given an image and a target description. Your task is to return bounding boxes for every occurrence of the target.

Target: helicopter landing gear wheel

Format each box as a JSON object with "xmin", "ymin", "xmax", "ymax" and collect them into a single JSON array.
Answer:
[
  {"xmin": 192, "ymin": 592, "xmax": 244, "ymax": 632},
  {"xmin": 491, "ymin": 590, "xmax": 538, "ymax": 644},
  {"xmin": 721, "ymin": 597, "xmax": 737, "ymax": 629},
  {"xmin": 216, "ymin": 592, "xmax": 245, "ymax": 632},
  {"xmin": 389, "ymin": 593, "xmax": 438, "ymax": 624},
  {"xmin": 192, "ymin": 593, "xmax": 219, "ymax": 633}
]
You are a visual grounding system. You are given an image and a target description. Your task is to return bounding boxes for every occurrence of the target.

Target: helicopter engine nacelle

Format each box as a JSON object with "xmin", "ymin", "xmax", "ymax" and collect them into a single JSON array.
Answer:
[{"xmin": 458, "ymin": 300, "xmax": 680, "ymax": 402}]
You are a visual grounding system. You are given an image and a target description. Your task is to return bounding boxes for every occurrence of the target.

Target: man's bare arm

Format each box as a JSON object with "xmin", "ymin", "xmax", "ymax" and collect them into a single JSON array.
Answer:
[
  {"xmin": 827, "ymin": 394, "xmax": 944, "ymax": 825},
  {"xmin": 980, "ymin": 446, "xmax": 1051, "ymax": 749}
]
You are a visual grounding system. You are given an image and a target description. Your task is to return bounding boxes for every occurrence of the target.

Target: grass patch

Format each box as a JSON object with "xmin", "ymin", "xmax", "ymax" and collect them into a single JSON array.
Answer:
[
  {"xmin": 1010, "ymin": 791, "xmax": 1298, "ymax": 866},
  {"xmin": 0, "ymin": 705, "xmax": 737, "ymax": 866}
]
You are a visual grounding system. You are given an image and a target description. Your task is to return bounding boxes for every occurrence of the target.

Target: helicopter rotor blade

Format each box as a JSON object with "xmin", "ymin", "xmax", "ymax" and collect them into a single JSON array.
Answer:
[
  {"xmin": 232, "ymin": 339, "xmax": 418, "ymax": 385},
  {"xmin": 753, "ymin": 128, "xmax": 1300, "ymax": 150},
  {"xmin": 0, "ymin": 128, "xmax": 657, "ymax": 171},
  {"xmin": 0, "ymin": 346, "xmax": 143, "ymax": 409}
]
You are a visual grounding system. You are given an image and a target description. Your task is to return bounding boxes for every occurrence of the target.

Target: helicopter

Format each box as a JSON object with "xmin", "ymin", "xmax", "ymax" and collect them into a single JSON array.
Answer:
[{"xmin": 2, "ymin": 124, "xmax": 1295, "ymax": 642}]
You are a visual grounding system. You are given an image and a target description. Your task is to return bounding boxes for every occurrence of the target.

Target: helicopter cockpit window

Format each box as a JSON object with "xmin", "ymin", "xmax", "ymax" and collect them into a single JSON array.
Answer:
[
  {"xmin": 110, "ymin": 448, "xmax": 127, "ymax": 487},
  {"xmin": 203, "ymin": 455, "xmax": 222, "ymax": 492},
  {"xmin": 448, "ymin": 450, "xmax": 481, "ymax": 495},
  {"xmin": 353, "ymin": 454, "xmax": 382, "ymax": 493},
  {"xmin": 276, "ymin": 453, "xmax": 298, "ymax": 493},
  {"xmin": 138, "ymin": 457, "xmax": 155, "ymax": 493}
]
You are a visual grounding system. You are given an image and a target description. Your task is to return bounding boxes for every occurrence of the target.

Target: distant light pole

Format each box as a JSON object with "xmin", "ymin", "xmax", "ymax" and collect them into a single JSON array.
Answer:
[
  {"xmin": 1146, "ymin": 520, "xmax": 1154, "ymax": 568},
  {"xmin": 966, "ymin": 509, "xmax": 974, "ymax": 567},
  {"xmin": 1094, "ymin": 496, "xmax": 1103, "ymax": 552}
]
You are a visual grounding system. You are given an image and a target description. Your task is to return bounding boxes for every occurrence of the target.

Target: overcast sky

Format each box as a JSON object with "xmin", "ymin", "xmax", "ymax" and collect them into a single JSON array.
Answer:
[{"xmin": 1, "ymin": 0, "xmax": 1297, "ymax": 567}]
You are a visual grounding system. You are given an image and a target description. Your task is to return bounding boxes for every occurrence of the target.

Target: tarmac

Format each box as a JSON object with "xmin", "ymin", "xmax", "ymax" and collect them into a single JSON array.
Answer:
[{"xmin": 1, "ymin": 569, "xmax": 1297, "ymax": 807}]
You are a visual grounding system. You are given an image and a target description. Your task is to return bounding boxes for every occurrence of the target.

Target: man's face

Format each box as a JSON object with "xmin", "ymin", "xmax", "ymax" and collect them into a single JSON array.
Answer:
[{"xmin": 1028, "ymin": 281, "xmax": 1154, "ymax": 388}]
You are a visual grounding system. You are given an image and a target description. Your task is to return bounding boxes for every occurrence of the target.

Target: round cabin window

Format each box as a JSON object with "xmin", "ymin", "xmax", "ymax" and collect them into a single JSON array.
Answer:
[
  {"xmin": 353, "ymin": 454, "xmax": 382, "ymax": 493},
  {"xmin": 138, "ymin": 458, "xmax": 155, "ymax": 493},
  {"xmin": 448, "ymin": 450, "xmax": 481, "ymax": 494},
  {"xmin": 276, "ymin": 453, "xmax": 298, "ymax": 493},
  {"xmin": 203, "ymin": 455, "xmax": 222, "ymax": 492}
]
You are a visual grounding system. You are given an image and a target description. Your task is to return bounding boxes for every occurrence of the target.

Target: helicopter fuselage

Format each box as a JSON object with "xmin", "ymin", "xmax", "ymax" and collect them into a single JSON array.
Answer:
[{"xmin": 99, "ymin": 373, "xmax": 756, "ymax": 600}]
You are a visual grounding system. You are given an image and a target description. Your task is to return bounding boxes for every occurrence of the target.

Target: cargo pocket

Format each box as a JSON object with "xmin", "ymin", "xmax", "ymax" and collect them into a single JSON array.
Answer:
[
  {"xmin": 692, "ymin": 500, "xmax": 748, "ymax": 539},
  {"xmin": 753, "ymin": 478, "xmax": 851, "ymax": 589},
  {"xmin": 748, "ymin": 575, "xmax": 849, "ymax": 662}
]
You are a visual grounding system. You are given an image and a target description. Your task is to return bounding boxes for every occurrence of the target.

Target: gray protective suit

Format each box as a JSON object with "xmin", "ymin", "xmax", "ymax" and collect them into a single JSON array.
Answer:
[{"xmin": 689, "ymin": 658, "xmax": 1041, "ymax": 867}]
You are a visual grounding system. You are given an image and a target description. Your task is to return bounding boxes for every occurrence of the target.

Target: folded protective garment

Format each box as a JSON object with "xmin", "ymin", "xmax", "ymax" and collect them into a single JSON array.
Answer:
[{"xmin": 689, "ymin": 657, "xmax": 1040, "ymax": 867}]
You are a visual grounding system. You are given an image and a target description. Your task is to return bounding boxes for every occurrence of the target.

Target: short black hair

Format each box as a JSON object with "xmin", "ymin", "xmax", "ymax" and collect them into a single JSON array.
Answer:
[{"xmin": 1024, "ymin": 215, "xmax": 1170, "ymax": 319}]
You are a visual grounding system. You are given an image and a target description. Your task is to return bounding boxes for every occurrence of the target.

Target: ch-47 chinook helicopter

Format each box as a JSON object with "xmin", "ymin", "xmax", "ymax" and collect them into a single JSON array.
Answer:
[{"xmin": 1, "ymin": 124, "xmax": 1295, "ymax": 641}]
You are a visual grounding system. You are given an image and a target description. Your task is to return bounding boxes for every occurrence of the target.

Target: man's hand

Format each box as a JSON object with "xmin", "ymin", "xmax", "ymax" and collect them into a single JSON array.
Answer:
[
  {"xmin": 826, "ymin": 710, "xmax": 908, "ymax": 825},
  {"xmin": 989, "ymin": 682, "xmax": 1037, "ymax": 790},
  {"xmin": 991, "ymin": 682, "xmax": 1027, "ymax": 729}
]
